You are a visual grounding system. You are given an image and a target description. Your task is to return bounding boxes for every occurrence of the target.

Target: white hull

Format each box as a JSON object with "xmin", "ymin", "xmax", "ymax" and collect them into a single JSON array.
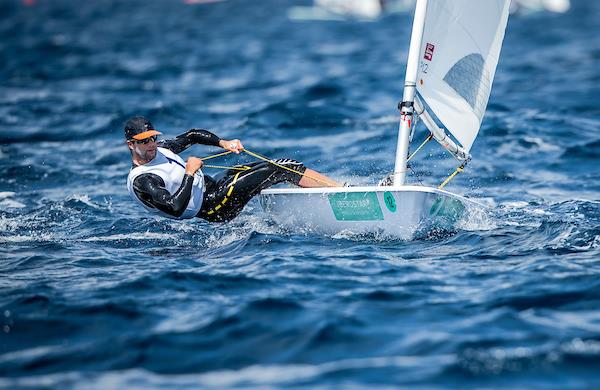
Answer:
[{"xmin": 260, "ymin": 186, "xmax": 482, "ymax": 240}]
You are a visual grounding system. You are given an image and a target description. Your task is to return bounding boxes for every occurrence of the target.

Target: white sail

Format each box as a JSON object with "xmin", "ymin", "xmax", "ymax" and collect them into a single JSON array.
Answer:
[{"xmin": 416, "ymin": 0, "xmax": 510, "ymax": 152}]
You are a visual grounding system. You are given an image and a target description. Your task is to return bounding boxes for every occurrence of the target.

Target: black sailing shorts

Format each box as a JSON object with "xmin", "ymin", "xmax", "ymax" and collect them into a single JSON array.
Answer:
[{"xmin": 197, "ymin": 159, "xmax": 306, "ymax": 222}]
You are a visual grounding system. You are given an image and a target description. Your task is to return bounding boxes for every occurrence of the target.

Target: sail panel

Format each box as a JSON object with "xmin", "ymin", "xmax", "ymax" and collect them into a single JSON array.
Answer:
[
  {"xmin": 443, "ymin": 53, "xmax": 488, "ymax": 118},
  {"xmin": 416, "ymin": 0, "xmax": 510, "ymax": 152}
]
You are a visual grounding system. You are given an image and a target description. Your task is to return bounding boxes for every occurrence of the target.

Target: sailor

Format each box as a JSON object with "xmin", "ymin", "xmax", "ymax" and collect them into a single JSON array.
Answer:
[{"xmin": 125, "ymin": 116, "xmax": 341, "ymax": 222}]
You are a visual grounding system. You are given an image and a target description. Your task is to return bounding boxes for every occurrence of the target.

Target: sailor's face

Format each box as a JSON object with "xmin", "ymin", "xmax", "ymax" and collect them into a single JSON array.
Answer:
[{"xmin": 128, "ymin": 137, "xmax": 157, "ymax": 161}]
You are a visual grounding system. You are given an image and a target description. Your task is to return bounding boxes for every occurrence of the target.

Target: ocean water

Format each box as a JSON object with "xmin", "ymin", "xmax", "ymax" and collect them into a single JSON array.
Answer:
[{"xmin": 1, "ymin": 0, "xmax": 599, "ymax": 389}]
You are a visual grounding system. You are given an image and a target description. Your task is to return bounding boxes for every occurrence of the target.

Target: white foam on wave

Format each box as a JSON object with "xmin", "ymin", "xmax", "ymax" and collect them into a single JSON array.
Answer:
[
  {"xmin": 495, "ymin": 136, "xmax": 561, "ymax": 158},
  {"xmin": 0, "ymin": 215, "xmax": 19, "ymax": 233},
  {"xmin": 65, "ymin": 194, "xmax": 106, "ymax": 211},
  {"xmin": 202, "ymin": 210, "xmax": 277, "ymax": 249},
  {"xmin": 458, "ymin": 204, "xmax": 498, "ymax": 232},
  {"xmin": 331, "ymin": 227, "xmax": 413, "ymax": 242},
  {"xmin": 0, "ymin": 233, "xmax": 56, "ymax": 244},
  {"xmin": 64, "ymin": 354, "xmax": 455, "ymax": 389},
  {"xmin": 561, "ymin": 338, "xmax": 600, "ymax": 355},
  {"xmin": 0, "ymin": 88, "xmax": 51, "ymax": 104},
  {"xmin": 368, "ymin": 115, "xmax": 399, "ymax": 125},
  {"xmin": 207, "ymin": 101, "xmax": 251, "ymax": 114},
  {"xmin": 0, "ymin": 199, "xmax": 26, "ymax": 209},
  {"xmin": 0, "ymin": 345, "xmax": 57, "ymax": 364},
  {"xmin": 502, "ymin": 201, "xmax": 530, "ymax": 209},
  {"xmin": 547, "ymin": 225, "xmax": 575, "ymax": 248},
  {"xmin": 0, "ymin": 208, "xmax": 56, "ymax": 241},
  {"xmin": 527, "ymin": 187, "xmax": 600, "ymax": 204},
  {"xmin": 203, "ymin": 225, "xmax": 250, "ymax": 249},
  {"xmin": 152, "ymin": 302, "xmax": 216, "ymax": 333},
  {"xmin": 0, "ymin": 193, "xmax": 119, "ymax": 244},
  {"xmin": 79, "ymin": 232, "xmax": 175, "ymax": 242},
  {"xmin": 471, "ymin": 197, "xmax": 497, "ymax": 208},
  {"xmin": 502, "ymin": 201, "xmax": 554, "ymax": 217},
  {"xmin": 0, "ymin": 192, "xmax": 26, "ymax": 209},
  {"xmin": 315, "ymin": 42, "xmax": 362, "ymax": 56},
  {"xmin": 522, "ymin": 136, "xmax": 562, "ymax": 152}
]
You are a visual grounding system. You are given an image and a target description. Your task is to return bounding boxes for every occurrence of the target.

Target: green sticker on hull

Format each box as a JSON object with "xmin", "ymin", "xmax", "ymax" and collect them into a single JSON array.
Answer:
[
  {"xmin": 328, "ymin": 192, "xmax": 384, "ymax": 221},
  {"xmin": 384, "ymin": 191, "xmax": 397, "ymax": 212},
  {"xmin": 429, "ymin": 197, "xmax": 466, "ymax": 220}
]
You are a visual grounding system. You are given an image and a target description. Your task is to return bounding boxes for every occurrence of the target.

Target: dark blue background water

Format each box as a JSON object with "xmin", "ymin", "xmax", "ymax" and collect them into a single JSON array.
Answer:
[{"xmin": 1, "ymin": 0, "xmax": 599, "ymax": 388}]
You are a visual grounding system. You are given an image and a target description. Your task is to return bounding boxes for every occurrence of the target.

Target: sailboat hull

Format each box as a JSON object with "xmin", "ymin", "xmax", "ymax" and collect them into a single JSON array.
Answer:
[{"xmin": 259, "ymin": 186, "xmax": 481, "ymax": 239}]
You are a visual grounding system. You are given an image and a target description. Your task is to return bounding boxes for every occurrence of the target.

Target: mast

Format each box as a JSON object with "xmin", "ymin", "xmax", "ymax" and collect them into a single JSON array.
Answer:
[{"xmin": 392, "ymin": 0, "xmax": 428, "ymax": 186}]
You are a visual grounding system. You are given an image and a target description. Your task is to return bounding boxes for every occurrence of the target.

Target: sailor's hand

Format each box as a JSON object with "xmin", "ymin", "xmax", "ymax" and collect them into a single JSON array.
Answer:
[
  {"xmin": 185, "ymin": 157, "xmax": 203, "ymax": 175},
  {"xmin": 219, "ymin": 139, "xmax": 244, "ymax": 154}
]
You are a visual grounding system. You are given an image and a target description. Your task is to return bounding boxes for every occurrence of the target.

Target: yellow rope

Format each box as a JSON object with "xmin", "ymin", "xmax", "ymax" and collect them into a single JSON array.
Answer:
[
  {"xmin": 200, "ymin": 150, "xmax": 232, "ymax": 161},
  {"xmin": 203, "ymin": 164, "xmax": 250, "ymax": 171},
  {"xmin": 407, "ymin": 134, "xmax": 433, "ymax": 162},
  {"xmin": 243, "ymin": 148, "xmax": 334, "ymax": 187},
  {"xmin": 200, "ymin": 151, "xmax": 248, "ymax": 171},
  {"xmin": 438, "ymin": 164, "xmax": 466, "ymax": 189}
]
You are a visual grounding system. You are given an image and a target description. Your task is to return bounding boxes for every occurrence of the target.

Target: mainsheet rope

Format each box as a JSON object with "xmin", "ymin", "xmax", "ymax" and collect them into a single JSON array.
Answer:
[
  {"xmin": 438, "ymin": 163, "xmax": 466, "ymax": 190},
  {"xmin": 407, "ymin": 133, "xmax": 467, "ymax": 189},
  {"xmin": 200, "ymin": 148, "xmax": 333, "ymax": 186}
]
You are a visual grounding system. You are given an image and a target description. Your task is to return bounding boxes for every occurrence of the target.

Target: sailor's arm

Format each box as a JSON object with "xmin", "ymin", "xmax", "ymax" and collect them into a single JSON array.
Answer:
[
  {"xmin": 159, "ymin": 129, "xmax": 222, "ymax": 153},
  {"xmin": 132, "ymin": 158, "xmax": 203, "ymax": 218},
  {"xmin": 158, "ymin": 129, "xmax": 244, "ymax": 154}
]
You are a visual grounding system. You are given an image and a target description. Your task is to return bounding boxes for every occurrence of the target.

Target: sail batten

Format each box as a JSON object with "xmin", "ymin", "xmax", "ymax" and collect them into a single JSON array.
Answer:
[{"xmin": 416, "ymin": 0, "xmax": 510, "ymax": 152}]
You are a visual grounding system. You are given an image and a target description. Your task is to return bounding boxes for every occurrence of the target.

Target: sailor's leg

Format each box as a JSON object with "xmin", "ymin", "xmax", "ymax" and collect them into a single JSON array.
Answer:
[
  {"xmin": 209, "ymin": 161, "xmax": 263, "ymax": 184},
  {"xmin": 298, "ymin": 168, "xmax": 341, "ymax": 188},
  {"xmin": 198, "ymin": 159, "xmax": 308, "ymax": 222}
]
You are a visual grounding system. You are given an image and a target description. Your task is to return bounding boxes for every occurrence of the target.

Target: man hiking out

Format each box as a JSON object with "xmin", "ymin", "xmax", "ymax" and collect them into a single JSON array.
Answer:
[{"xmin": 125, "ymin": 116, "xmax": 341, "ymax": 222}]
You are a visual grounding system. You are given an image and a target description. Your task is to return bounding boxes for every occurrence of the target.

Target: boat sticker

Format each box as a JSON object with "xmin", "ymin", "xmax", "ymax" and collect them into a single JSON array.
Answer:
[
  {"xmin": 424, "ymin": 43, "xmax": 435, "ymax": 61},
  {"xmin": 429, "ymin": 197, "xmax": 465, "ymax": 220},
  {"xmin": 328, "ymin": 192, "xmax": 384, "ymax": 221},
  {"xmin": 383, "ymin": 191, "xmax": 397, "ymax": 212}
]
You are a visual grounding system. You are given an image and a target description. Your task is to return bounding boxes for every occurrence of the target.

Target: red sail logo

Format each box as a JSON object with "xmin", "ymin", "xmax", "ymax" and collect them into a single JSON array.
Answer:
[{"xmin": 424, "ymin": 43, "xmax": 435, "ymax": 61}]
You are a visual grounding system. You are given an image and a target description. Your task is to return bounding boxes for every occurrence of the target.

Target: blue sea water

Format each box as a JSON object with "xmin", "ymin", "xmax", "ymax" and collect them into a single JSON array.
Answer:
[{"xmin": 1, "ymin": 0, "xmax": 599, "ymax": 388}]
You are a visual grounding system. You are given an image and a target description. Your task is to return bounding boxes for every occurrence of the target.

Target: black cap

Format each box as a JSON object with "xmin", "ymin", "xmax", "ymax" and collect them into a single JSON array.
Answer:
[{"xmin": 124, "ymin": 116, "xmax": 162, "ymax": 141}]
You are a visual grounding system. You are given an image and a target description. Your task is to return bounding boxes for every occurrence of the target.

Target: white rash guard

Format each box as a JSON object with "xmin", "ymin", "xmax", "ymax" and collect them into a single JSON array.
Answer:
[{"xmin": 127, "ymin": 147, "xmax": 204, "ymax": 219}]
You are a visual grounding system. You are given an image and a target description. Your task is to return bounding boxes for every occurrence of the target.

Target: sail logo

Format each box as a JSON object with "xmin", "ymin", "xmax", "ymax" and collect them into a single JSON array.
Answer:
[{"xmin": 424, "ymin": 43, "xmax": 435, "ymax": 61}]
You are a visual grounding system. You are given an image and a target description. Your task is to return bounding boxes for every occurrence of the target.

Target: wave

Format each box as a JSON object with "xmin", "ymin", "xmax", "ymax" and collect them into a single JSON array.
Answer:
[{"xmin": 561, "ymin": 139, "xmax": 600, "ymax": 160}]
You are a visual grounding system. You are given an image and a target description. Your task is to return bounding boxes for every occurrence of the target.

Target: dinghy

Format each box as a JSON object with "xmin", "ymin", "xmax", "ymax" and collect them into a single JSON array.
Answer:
[
  {"xmin": 510, "ymin": 0, "xmax": 570, "ymax": 15},
  {"xmin": 288, "ymin": 0, "xmax": 384, "ymax": 21},
  {"xmin": 262, "ymin": 0, "xmax": 511, "ymax": 239},
  {"xmin": 288, "ymin": 0, "xmax": 415, "ymax": 21}
]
